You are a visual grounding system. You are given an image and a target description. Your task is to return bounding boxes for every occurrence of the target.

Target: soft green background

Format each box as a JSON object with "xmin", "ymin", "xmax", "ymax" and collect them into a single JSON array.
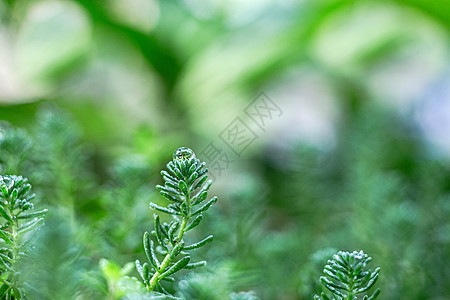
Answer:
[{"xmin": 0, "ymin": 0, "xmax": 449, "ymax": 299}]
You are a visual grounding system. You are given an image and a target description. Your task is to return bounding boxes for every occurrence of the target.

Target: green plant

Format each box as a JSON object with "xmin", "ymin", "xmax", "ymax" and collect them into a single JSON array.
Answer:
[
  {"xmin": 314, "ymin": 250, "xmax": 380, "ymax": 300},
  {"xmin": 136, "ymin": 147, "xmax": 218, "ymax": 295},
  {"xmin": 99, "ymin": 258, "xmax": 143, "ymax": 300},
  {"xmin": 0, "ymin": 175, "xmax": 48, "ymax": 299}
]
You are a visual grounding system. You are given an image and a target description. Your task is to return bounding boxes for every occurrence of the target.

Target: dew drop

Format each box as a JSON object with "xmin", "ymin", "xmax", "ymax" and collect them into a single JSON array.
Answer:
[{"xmin": 173, "ymin": 147, "xmax": 195, "ymax": 161}]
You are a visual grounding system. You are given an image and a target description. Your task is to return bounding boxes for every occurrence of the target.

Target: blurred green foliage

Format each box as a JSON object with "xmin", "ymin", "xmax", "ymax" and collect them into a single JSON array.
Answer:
[{"xmin": 0, "ymin": 0, "xmax": 449, "ymax": 299}]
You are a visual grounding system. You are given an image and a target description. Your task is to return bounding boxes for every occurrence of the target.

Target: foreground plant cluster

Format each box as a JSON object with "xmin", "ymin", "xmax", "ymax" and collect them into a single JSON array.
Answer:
[
  {"xmin": 0, "ymin": 106, "xmax": 382, "ymax": 299},
  {"xmin": 2, "ymin": 104, "xmax": 449, "ymax": 299}
]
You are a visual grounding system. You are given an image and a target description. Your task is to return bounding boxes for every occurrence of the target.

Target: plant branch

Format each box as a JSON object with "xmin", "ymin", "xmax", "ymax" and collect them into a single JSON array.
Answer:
[{"xmin": 136, "ymin": 147, "xmax": 217, "ymax": 295}]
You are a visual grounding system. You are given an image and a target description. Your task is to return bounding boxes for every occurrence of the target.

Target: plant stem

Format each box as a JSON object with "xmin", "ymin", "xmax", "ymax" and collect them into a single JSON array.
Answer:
[
  {"xmin": 147, "ymin": 176, "xmax": 193, "ymax": 292},
  {"xmin": 10, "ymin": 214, "xmax": 18, "ymax": 300},
  {"xmin": 148, "ymin": 217, "xmax": 188, "ymax": 291},
  {"xmin": 346, "ymin": 275, "xmax": 354, "ymax": 300}
]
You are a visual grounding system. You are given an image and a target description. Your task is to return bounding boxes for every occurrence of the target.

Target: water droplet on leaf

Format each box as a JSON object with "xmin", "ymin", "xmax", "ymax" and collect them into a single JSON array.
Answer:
[{"xmin": 173, "ymin": 147, "xmax": 195, "ymax": 161}]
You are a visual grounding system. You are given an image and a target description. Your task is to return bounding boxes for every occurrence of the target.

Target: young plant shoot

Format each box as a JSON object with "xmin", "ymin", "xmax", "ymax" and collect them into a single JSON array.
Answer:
[
  {"xmin": 315, "ymin": 250, "xmax": 380, "ymax": 300},
  {"xmin": 0, "ymin": 175, "xmax": 48, "ymax": 299},
  {"xmin": 136, "ymin": 147, "xmax": 217, "ymax": 295}
]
